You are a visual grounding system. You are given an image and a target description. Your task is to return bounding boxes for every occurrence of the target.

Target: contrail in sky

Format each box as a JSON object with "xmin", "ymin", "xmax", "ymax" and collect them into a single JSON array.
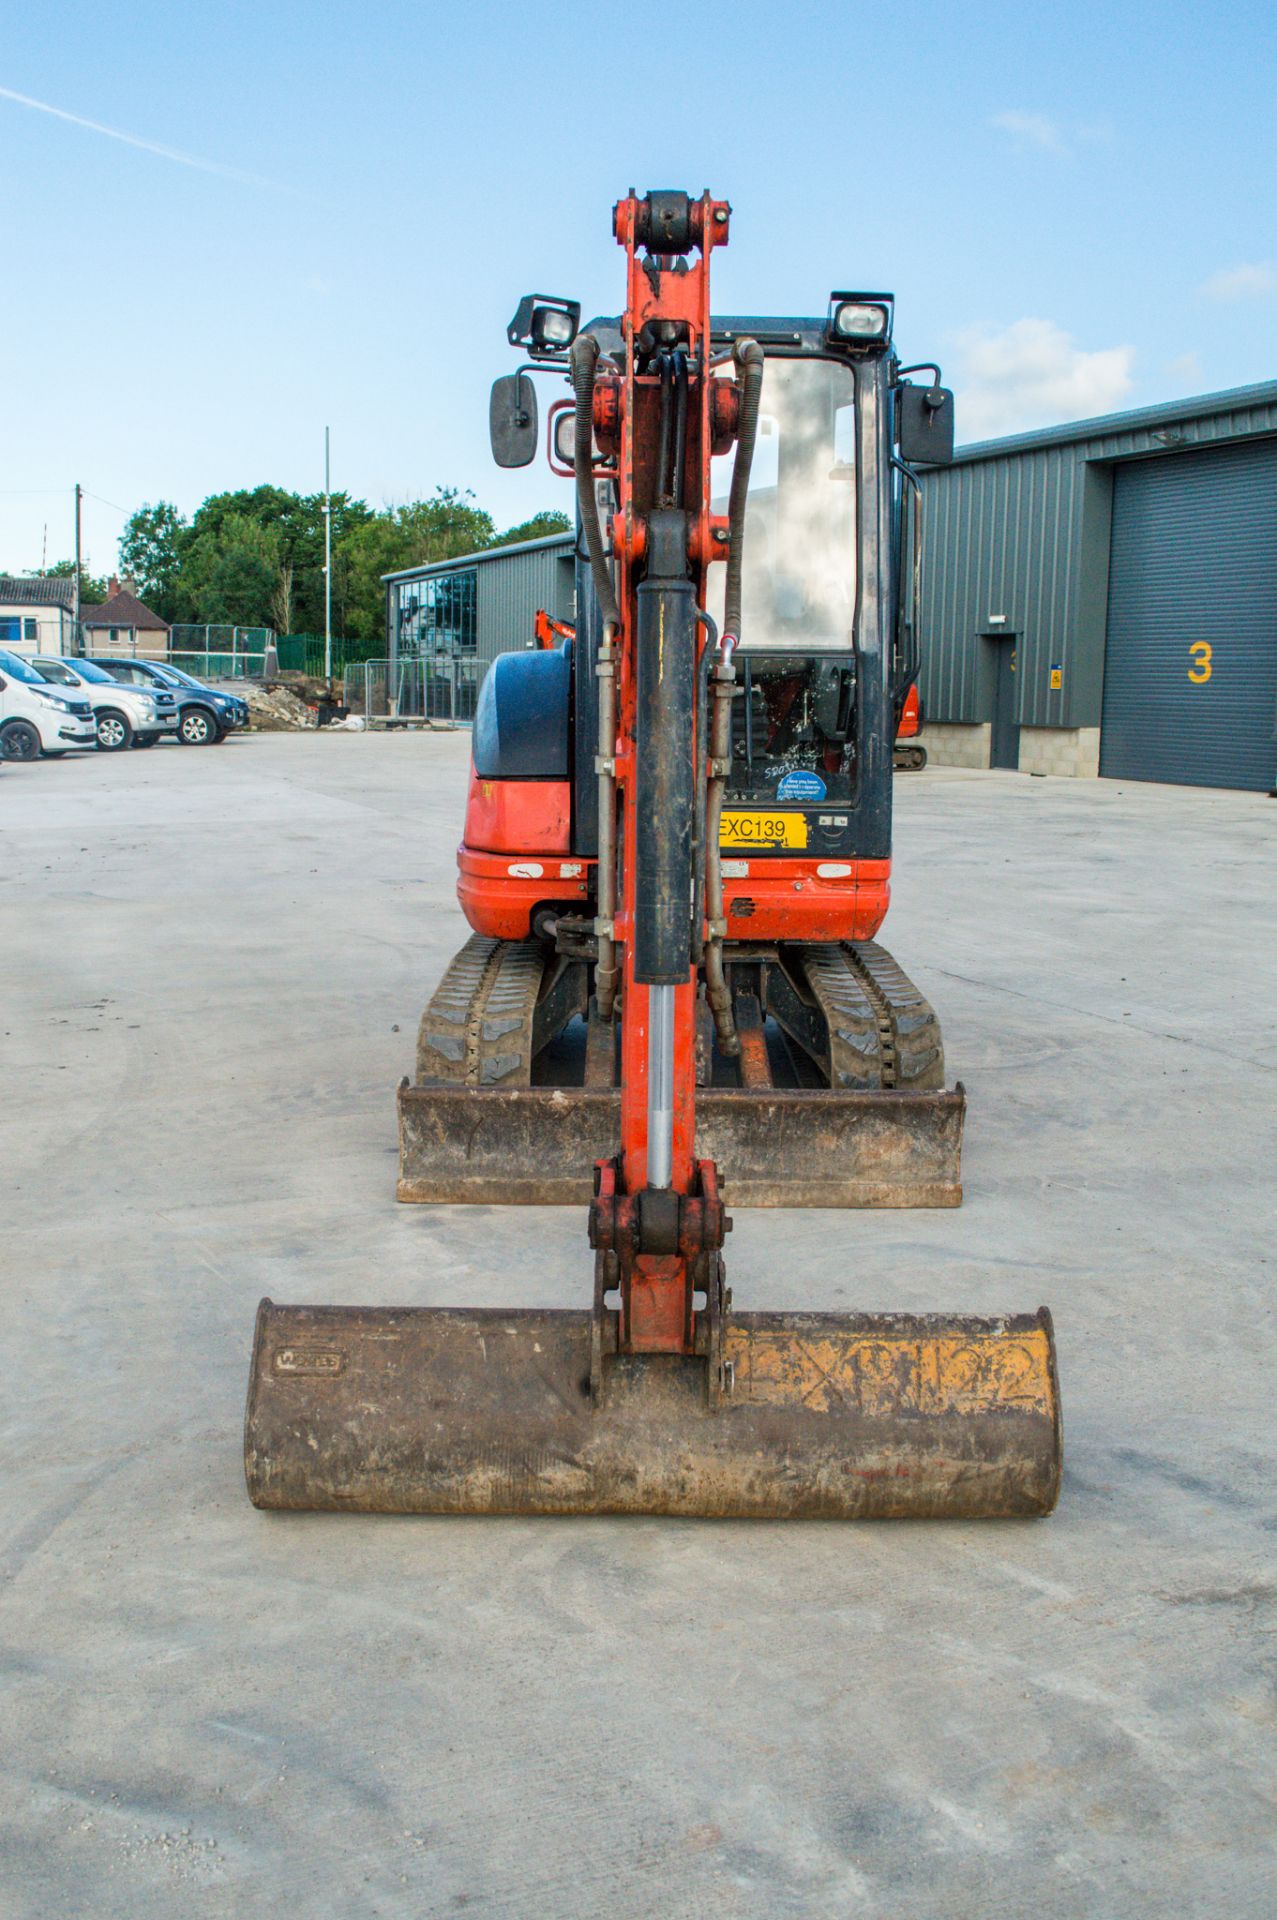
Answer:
[{"xmin": 0, "ymin": 83, "xmax": 301, "ymax": 194}]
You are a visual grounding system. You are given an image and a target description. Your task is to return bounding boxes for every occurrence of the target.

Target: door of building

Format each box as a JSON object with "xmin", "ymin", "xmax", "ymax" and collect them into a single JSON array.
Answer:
[
  {"xmin": 990, "ymin": 636, "xmax": 1020, "ymax": 769},
  {"xmin": 1100, "ymin": 438, "xmax": 1277, "ymax": 790}
]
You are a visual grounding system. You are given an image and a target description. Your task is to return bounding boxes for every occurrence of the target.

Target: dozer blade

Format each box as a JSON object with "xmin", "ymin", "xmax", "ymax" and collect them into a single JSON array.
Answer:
[
  {"xmin": 397, "ymin": 1083, "xmax": 965, "ymax": 1207},
  {"xmin": 245, "ymin": 1301, "xmax": 1060, "ymax": 1518},
  {"xmin": 402, "ymin": 935, "xmax": 963, "ymax": 1208}
]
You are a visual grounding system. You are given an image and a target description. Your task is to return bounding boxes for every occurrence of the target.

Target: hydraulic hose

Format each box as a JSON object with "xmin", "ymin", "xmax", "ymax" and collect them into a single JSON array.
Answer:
[
  {"xmin": 702, "ymin": 339, "xmax": 763, "ymax": 1055},
  {"xmin": 570, "ymin": 332, "xmax": 622, "ymax": 1019},
  {"xmin": 656, "ymin": 351, "xmax": 674, "ymax": 505},
  {"xmin": 594, "ymin": 631, "xmax": 619, "ymax": 1018},
  {"xmin": 671, "ymin": 349, "xmax": 688, "ymax": 508},
  {"xmin": 690, "ymin": 608, "xmax": 719, "ymax": 965},
  {"xmin": 723, "ymin": 337, "xmax": 765, "ymax": 646},
  {"xmin": 704, "ymin": 654, "xmax": 739, "ymax": 1056},
  {"xmin": 570, "ymin": 334, "xmax": 620, "ymax": 632}
]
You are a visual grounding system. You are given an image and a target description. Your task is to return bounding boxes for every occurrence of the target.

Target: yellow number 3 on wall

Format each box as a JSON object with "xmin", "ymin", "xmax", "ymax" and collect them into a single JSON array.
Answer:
[{"xmin": 1188, "ymin": 641, "xmax": 1213, "ymax": 684}]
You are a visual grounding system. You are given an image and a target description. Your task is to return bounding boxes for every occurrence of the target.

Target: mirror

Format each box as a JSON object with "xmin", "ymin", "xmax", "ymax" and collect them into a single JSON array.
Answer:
[
  {"xmin": 897, "ymin": 383, "xmax": 955, "ymax": 465},
  {"xmin": 489, "ymin": 373, "xmax": 538, "ymax": 469}
]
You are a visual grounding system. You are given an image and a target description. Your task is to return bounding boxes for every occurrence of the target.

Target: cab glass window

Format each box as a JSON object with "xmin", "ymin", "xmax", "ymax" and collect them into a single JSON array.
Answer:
[{"xmin": 709, "ymin": 355, "xmax": 857, "ymax": 652}]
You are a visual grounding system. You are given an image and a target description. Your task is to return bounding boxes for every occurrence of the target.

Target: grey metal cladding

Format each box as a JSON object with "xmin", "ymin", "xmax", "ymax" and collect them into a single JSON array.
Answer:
[
  {"xmin": 919, "ymin": 444, "xmax": 1083, "ymax": 726},
  {"xmin": 917, "ymin": 383, "xmax": 1277, "ymax": 732},
  {"xmin": 475, "ymin": 540, "xmax": 575, "ymax": 668}
]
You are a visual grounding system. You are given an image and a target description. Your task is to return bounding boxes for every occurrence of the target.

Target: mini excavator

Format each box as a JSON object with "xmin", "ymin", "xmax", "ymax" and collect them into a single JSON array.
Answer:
[{"xmin": 246, "ymin": 189, "xmax": 1061, "ymax": 1519}]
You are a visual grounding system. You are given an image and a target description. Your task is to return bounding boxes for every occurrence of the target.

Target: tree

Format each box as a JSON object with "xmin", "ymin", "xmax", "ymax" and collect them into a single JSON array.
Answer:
[
  {"xmin": 177, "ymin": 485, "xmax": 371, "ymax": 634},
  {"xmin": 117, "ymin": 502, "xmax": 188, "ymax": 619},
  {"xmin": 491, "ymin": 509, "xmax": 571, "ymax": 548},
  {"xmin": 42, "ymin": 558, "xmax": 109, "ymax": 603},
  {"xmin": 113, "ymin": 480, "xmax": 569, "ymax": 644},
  {"xmin": 196, "ymin": 515, "xmax": 282, "ymax": 627},
  {"xmin": 270, "ymin": 562, "xmax": 295, "ymax": 638},
  {"xmin": 295, "ymin": 491, "xmax": 371, "ymax": 634},
  {"xmin": 336, "ymin": 489, "xmax": 498, "ymax": 644}
]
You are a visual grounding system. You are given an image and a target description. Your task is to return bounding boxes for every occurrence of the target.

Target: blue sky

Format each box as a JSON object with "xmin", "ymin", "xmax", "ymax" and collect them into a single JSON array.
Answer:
[{"xmin": 2, "ymin": 0, "xmax": 1274, "ymax": 578}]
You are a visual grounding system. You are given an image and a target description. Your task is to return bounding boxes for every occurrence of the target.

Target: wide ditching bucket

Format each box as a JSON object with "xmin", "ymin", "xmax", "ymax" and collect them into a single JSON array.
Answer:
[{"xmin": 245, "ymin": 1302, "xmax": 1060, "ymax": 1519}]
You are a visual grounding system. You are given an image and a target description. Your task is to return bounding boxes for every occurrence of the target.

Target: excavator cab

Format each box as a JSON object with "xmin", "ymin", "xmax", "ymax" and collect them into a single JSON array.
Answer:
[{"xmin": 245, "ymin": 193, "xmax": 1060, "ymax": 1519}]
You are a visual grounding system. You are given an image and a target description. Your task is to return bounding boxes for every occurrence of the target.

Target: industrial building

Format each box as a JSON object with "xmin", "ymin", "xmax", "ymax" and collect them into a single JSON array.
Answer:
[
  {"xmin": 383, "ymin": 380, "xmax": 1276, "ymax": 792},
  {"xmin": 917, "ymin": 380, "xmax": 1277, "ymax": 790},
  {"xmin": 383, "ymin": 531, "xmax": 574, "ymax": 719}
]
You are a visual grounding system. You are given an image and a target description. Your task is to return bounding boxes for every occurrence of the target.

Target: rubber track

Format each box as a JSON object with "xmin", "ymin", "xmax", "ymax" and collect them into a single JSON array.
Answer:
[
  {"xmin": 794, "ymin": 945, "xmax": 885, "ymax": 1090},
  {"xmin": 845, "ymin": 941, "xmax": 945, "ymax": 1091},
  {"xmin": 793, "ymin": 943, "xmax": 945, "ymax": 1091},
  {"xmin": 416, "ymin": 935, "xmax": 546, "ymax": 1089}
]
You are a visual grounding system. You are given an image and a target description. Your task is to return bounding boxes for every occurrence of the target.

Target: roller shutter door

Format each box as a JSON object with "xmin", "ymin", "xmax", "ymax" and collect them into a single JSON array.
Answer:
[{"xmin": 1100, "ymin": 438, "xmax": 1277, "ymax": 790}]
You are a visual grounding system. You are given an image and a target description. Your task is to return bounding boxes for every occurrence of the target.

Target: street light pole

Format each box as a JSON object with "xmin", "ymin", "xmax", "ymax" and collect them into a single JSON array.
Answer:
[
  {"xmin": 324, "ymin": 427, "xmax": 332, "ymax": 684},
  {"xmin": 73, "ymin": 482, "xmax": 82, "ymax": 654}
]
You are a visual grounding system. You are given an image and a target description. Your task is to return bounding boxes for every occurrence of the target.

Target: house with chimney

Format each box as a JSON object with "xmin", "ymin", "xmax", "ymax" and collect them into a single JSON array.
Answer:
[{"xmin": 79, "ymin": 577, "xmax": 170, "ymax": 659}]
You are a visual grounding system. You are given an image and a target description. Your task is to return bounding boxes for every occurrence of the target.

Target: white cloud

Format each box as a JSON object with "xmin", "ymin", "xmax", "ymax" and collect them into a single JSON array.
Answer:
[
  {"xmin": 990, "ymin": 110, "xmax": 1066, "ymax": 155},
  {"xmin": 0, "ymin": 83, "xmax": 300, "ymax": 196},
  {"xmin": 1197, "ymin": 262, "xmax": 1277, "ymax": 301},
  {"xmin": 990, "ymin": 111, "xmax": 1112, "ymax": 159},
  {"xmin": 952, "ymin": 318, "xmax": 1135, "ymax": 439}
]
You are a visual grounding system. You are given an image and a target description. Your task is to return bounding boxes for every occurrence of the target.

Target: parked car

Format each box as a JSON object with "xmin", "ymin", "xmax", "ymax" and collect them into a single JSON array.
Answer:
[
  {"xmin": 27, "ymin": 655, "xmax": 178, "ymax": 751},
  {"xmin": 0, "ymin": 649, "xmax": 98, "ymax": 759},
  {"xmin": 86, "ymin": 658, "xmax": 250, "ymax": 745}
]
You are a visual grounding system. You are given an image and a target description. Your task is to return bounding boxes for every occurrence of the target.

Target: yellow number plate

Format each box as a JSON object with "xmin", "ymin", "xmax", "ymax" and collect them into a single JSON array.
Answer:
[{"xmin": 719, "ymin": 810, "xmax": 809, "ymax": 849}]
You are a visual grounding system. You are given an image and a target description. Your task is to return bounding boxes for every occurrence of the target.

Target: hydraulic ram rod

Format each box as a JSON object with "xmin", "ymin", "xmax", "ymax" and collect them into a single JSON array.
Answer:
[{"xmin": 646, "ymin": 984, "xmax": 675, "ymax": 1188}]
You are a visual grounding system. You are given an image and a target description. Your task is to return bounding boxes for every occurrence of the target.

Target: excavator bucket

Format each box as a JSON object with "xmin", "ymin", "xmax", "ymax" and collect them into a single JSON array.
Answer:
[{"xmin": 245, "ymin": 1302, "xmax": 1060, "ymax": 1518}]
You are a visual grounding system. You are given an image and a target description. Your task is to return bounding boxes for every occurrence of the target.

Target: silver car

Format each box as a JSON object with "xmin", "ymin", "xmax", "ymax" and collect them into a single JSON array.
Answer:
[{"xmin": 26, "ymin": 656, "xmax": 179, "ymax": 751}]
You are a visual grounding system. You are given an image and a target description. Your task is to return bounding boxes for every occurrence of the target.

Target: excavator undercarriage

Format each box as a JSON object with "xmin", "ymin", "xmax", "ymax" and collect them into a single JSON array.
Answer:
[{"xmin": 398, "ymin": 932, "xmax": 962, "ymax": 1208}]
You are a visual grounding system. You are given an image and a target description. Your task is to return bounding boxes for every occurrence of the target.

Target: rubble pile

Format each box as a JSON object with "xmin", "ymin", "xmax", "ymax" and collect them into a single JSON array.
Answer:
[{"xmin": 239, "ymin": 681, "xmax": 315, "ymax": 731}]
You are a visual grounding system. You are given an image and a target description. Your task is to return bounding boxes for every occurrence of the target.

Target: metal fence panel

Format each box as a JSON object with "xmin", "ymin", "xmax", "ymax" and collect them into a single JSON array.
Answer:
[
  {"xmin": 341, "ymin": 658, "xmax": 471, "ymax": 726},
  {"xmin": 170, "ymin": 651, "xmax": 267, "ymax": 679},
  {"xmin": 168, "ymin": 624, "xmax": 273, "ymax": 680}
]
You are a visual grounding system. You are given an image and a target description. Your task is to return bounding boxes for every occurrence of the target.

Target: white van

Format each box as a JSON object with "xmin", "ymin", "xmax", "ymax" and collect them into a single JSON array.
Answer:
[{"xmin": 0, "ymin": 648, "xmax": 98, "ymax": 759}]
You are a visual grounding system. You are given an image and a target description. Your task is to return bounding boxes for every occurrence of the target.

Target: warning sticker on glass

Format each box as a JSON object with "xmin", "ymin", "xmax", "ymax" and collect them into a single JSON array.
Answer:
[
  {"xmin": 777, "ymin": 769, "xmax": 827, "ymax": 801},
  {"xmin": 720, "ymin": 811, "xmax": 808, "ymax": 849}
]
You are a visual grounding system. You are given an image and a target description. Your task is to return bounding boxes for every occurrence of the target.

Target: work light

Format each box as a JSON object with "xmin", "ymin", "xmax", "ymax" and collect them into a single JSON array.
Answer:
[
  {"xmin": 507, "ymin": 294, "xmax": 582, "ymax": 358},
  {"xmin": 829, "ymin": 297, "xmax": 892, "ymax": 343},
  {"xmin": 534, "ymin": 306, "xmax": 577, "ymax": 349}
]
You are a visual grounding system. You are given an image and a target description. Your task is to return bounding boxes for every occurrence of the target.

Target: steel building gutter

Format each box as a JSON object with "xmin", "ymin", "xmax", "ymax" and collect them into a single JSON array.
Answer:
[
  {"xmin": 942, "ymin": 380, "xmax": 1277, "ymax": 467},
  {"xmin": 381, "ymin": 531, "xmax": 574, "ymax": 586}
]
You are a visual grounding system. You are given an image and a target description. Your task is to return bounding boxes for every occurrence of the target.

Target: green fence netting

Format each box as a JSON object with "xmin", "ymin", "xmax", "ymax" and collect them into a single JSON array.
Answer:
[{"xmin": 275, "ymin": 634, "xmax": 384, "ymax": 678}]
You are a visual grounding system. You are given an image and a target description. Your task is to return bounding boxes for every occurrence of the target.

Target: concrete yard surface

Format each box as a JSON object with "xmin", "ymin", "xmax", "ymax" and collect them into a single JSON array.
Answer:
[{"xmin": 2, "ymin": 732, "xmax": 1274, "ymax": 1918}]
